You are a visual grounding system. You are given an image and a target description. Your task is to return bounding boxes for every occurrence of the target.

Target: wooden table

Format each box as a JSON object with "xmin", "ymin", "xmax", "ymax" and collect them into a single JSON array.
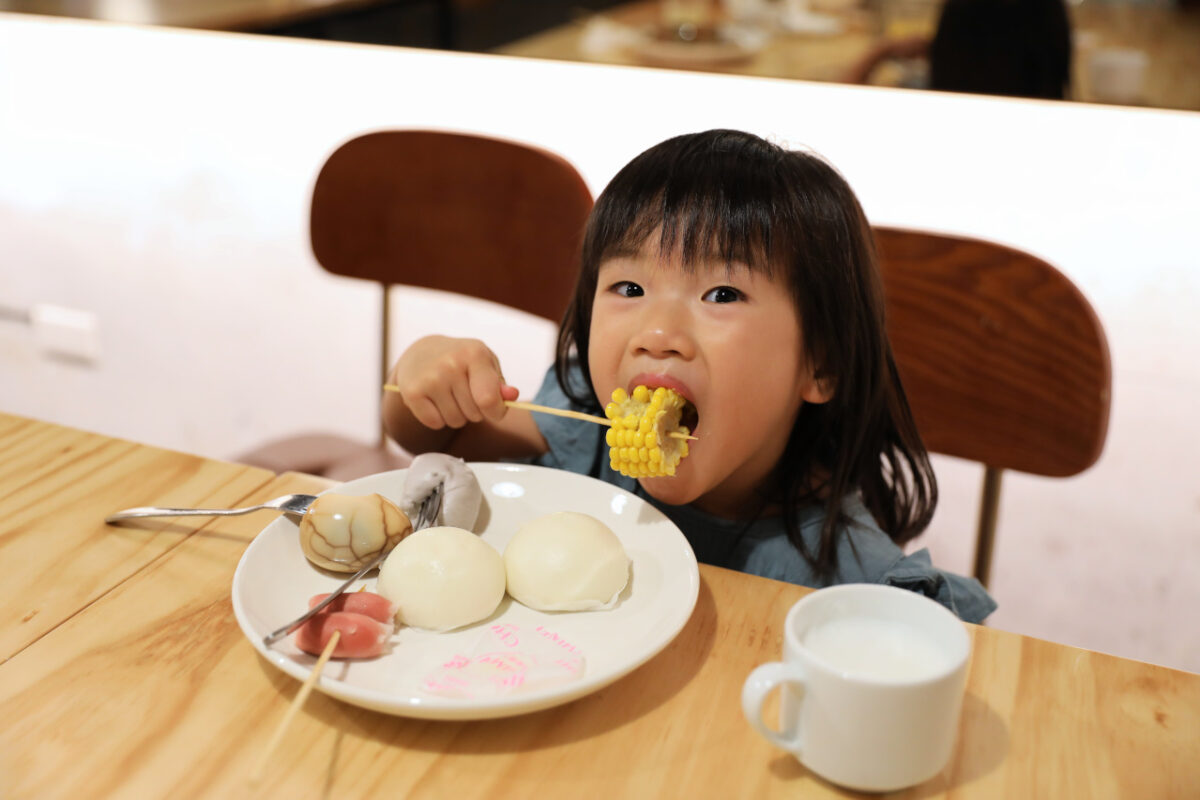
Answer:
[
  {"xmin": 496, "ymin": 0, "xmax": 1200, "ymax": 112},
  {"xmin": 2, "ymin": 412, "xmax": 1198, "ymax": 798}
]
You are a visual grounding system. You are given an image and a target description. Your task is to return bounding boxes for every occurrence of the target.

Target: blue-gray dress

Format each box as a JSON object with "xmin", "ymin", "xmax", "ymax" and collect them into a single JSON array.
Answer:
[{"xmin": 525, "ymin": 364, "xmax": 997, "ymax": 624}]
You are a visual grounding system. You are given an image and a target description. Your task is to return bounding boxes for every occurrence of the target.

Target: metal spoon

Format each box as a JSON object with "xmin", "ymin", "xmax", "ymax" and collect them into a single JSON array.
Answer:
[
  {"xmin": 262, "ymin": 483, "xmax": 443, "ymax": 647},
  {"xmin": 105, "ymin": 493, "xmax": 318, "ymax": 523}
]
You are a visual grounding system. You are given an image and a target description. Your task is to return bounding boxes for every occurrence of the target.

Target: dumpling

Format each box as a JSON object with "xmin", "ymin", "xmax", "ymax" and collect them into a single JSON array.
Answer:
[
  {"xmin": 503, "ymin": 512, "xmax": 630, "ymax": 612},
  {"xmin": 377, "ymin": 526, "xmax": 505, "ymax": 631},
  {"xmin": 401, "ymin": 453, "xmax": 483, "ymax": 531}
]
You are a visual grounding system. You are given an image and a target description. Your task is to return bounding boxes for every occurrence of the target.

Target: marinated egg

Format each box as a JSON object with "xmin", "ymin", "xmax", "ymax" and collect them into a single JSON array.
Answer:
[{"xmin": 298, "ymin": 493, "xmax": 412, "ymax": 573}]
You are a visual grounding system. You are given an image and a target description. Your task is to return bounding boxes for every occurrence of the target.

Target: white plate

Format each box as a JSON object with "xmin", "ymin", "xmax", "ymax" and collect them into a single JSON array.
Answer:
[{"xmin": 232, "ymin": 463, "xmax": 700, "ymax": 720}]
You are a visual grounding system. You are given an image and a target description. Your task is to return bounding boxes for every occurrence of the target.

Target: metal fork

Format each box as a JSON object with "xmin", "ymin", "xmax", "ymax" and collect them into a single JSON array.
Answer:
[
  {"xmin": 262, "ymin": 483, "xmax": 443, "ymax": 647},
  {"xmin": 105, "ymin": 493, "xmax": 318, "ymax": 523}
]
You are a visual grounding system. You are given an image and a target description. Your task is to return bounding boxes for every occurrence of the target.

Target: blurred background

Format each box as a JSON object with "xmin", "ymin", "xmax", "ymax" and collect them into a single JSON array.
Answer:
[{"xmin": 1, "ymin": 0, "xmax": 1196, "ymax": 110}]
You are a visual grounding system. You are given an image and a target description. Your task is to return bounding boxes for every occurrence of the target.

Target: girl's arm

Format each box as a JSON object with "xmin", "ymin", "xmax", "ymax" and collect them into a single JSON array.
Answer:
[{"xmin": 382, "ymin": 335, "xmax": 549, "ymax": 462}]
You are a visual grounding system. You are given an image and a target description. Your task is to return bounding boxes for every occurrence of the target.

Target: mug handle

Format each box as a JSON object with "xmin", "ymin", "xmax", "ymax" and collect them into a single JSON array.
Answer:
[{"xmin": 741, "ymin": 661, "xmax": 806, "ymax": 752}]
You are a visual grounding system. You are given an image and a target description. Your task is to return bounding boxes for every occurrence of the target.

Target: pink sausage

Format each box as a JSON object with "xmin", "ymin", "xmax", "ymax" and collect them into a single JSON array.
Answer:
[
  {"xmin": 308, "ymin": 591, "xmax": 397, "ymax": 623},
  {"xmin": 294, "ymin": 611, "xmax": 393, "ymax": 658}
]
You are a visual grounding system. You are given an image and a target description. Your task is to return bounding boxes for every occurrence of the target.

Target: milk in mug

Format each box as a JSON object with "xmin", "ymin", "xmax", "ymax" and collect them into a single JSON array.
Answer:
[
  {"xmin": 803, "ymin": 616, "xmax": 951, "ymax": 681},
  {"xmin": 744, "ymin": 585, "xmax": 971, "ymax": 792}
]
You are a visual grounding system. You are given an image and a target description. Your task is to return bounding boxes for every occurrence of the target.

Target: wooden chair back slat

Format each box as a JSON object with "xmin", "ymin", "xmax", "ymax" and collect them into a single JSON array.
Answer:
[
  {"xmin": 310, "ymin": 130, "xmax": 594, "ymax": 322},
  {"xmin": 875, "ymin": 227, "xmax": 1111, "ymax": 478},
  {"xmin": 235, "ymin": 131, "xmax": 593, "ymax": 480}
]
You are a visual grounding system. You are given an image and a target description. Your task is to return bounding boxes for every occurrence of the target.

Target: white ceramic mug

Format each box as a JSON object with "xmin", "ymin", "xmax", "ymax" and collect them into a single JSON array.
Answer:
[{"xmin": 742, "ymin": 584, "xmax": 970, "ymax": 792}]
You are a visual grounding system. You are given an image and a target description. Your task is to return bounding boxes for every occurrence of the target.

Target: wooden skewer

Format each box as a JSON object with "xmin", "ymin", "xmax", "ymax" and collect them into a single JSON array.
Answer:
[
  {"xmin": 382, "ymin": 384, "xmax": 697, "ymax": 441},
  {"xmin": 250, "ymin": 630, "xmax": 341, "ymax": 786},
  {"xmin": 503, "ymin": 400, "xmax": 610, "ymax": 426},
  {"xmin": 508, "ymin": 400, "xmax": 699, "ymax": 441}
]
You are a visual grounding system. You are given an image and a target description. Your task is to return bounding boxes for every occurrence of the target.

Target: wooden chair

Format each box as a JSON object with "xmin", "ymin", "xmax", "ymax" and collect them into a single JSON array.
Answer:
[
  {"xmin": 873, "ymin": 227, "xmax": 1111, "ymax": 588},
  {"xmin": 239, "ymin": 130, "xmax": 594, "ymax": 480}
]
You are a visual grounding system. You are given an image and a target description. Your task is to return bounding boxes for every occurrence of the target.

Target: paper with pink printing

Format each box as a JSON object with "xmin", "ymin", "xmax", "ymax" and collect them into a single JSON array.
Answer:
[{"xmin": 421, "ymin": 623, "xmax": 586, "ymax": 698}]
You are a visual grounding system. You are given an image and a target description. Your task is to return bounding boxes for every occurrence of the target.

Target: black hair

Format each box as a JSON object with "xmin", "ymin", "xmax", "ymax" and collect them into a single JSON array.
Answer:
[
  {"xmin": 930, "ymin": 0, "xmax": 1073, "ymax": 100},
  {"xmin": 554, "ymin": 129, "xmax": 936, "ymax": 579}
]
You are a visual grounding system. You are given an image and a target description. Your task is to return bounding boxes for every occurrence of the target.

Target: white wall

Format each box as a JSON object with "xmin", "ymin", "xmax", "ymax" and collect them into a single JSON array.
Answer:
[{"xmin": 2, "ymin": 14, "xmax": 1197, "ymax": 671}]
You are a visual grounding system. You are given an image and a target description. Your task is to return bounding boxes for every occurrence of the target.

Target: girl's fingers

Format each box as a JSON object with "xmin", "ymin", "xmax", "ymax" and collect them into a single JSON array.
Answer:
[
  {"xmin": 449, "ymin": 375, "xmax": 485, "ymax": 424},
  {"xmin": 392, "ymin": 337, "xmax": 510, "ymax": 430},
  {"xmin": 435, "ymin": 386, "xmax": 471, "ymax": 428},
  {"xmin": 468, "ymin": 361, "xmax": 510, "ymax": 422},
  {"xmin": 418, "ymin": 381, "xmax": 468, "ymax": 429},
  {"xmin": 430, "ymin": 348, "xmax": 490, "ymax": 426},
  {"xmin": 404, "ymin": 392, "xmax": 451, "ymax": 430},
  {"xmin": 487, "ymin": 351, "xmax": 521, "ymax": 415}
]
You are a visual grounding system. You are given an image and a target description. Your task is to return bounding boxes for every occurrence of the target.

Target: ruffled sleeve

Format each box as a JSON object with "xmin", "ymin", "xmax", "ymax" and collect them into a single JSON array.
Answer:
[
  {"xmin": 526, "ymin": 364, "xmax": 637, "ymax": 493},
  {"xmin": 527, "ymin": 365, "xmax": 600, "ymax": 475},
  {"xmin": 879, "ymin": 548, "xmax": 997, "ymax": 624}
]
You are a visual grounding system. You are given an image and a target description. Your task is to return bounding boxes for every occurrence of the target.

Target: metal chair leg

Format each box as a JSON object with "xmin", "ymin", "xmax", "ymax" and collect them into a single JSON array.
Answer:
[
  {"xmin": 973, "ymin": 466, "xmax": 1003, "ymax": 588},
  {"xmin": 378, "ymin": 287, "xmax": 391, "ymax": 450}
]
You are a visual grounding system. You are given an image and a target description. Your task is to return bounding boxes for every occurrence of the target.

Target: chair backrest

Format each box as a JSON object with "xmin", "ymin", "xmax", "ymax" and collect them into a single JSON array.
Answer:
[
  {"xmin": 873, "ymin": 227, "xmax": 1111, "ymax": 586},
  {"xmin": 874, "ymin": 226, "xmax": 1111, "ymax": 476},
  {"xmin": 310, "ymin": 130, "xmax": 595, "ymax": 322},
  {"xmin": 309, "ymin": 130, "xmax": 594, "ymax": 449}
]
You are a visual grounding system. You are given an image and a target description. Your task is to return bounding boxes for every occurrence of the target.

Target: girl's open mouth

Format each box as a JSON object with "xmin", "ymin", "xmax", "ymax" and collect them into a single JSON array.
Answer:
[{"xmin": 681, "ymin": 400, "xmax": 699, "ymax": 435}]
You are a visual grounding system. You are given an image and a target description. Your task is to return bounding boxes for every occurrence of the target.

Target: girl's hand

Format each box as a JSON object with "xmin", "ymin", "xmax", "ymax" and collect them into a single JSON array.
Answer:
[{"xmin": 387, "ymin": 335, "xmax": 519, "ymax": 431}]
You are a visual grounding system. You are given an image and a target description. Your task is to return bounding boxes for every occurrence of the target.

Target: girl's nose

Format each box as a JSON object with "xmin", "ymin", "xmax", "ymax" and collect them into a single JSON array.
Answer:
[{"xmin": 630, "ymin": 304, "xmax": 696, "ymax": 360}]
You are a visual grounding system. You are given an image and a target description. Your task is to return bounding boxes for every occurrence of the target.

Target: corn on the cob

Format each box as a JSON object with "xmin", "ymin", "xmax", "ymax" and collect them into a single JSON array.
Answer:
[{"xmin": 604, "ymin": 385, "xmax": 691, "ymax": 478}]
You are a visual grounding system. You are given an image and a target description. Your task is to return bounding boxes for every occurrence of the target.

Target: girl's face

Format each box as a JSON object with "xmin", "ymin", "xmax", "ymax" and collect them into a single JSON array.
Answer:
[{"xmin": 588, "ymin": 239, "xmax": 831, "ymax": 519}]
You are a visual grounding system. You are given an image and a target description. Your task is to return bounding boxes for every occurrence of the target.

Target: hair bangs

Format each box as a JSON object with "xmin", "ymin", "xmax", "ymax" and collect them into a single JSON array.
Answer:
[{"xmin": 585, "ymin": 134, "xmax": 793, "ymax": 281}]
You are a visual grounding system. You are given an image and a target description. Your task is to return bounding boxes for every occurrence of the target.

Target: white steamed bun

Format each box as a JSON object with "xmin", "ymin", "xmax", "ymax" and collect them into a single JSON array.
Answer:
[
  {"xmin": 503, "ymin": 511, "xmax": 630, "ymax": 612},
  {"xmin": 377, "ymin": 526, "xmax": 505, "ymax": 631}
]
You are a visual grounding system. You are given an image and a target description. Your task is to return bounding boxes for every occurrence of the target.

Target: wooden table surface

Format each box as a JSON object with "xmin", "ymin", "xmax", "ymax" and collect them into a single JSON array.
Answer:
[
  {"xmin": 2, "ymin": 411, "xmax": 1198, "ymax": 798},
  {"xmin": 496, "ymin": 0, "xmax": 1200, "ymax": 113}
]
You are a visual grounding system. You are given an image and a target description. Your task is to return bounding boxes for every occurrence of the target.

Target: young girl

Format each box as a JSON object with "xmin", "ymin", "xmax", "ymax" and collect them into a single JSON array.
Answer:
[{"xmin": 383, "ymin": 129, "xmax": 995, "ymax": 623}]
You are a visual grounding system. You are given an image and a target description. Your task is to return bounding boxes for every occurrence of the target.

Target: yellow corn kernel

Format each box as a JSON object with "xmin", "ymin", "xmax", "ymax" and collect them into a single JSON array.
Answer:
[{"xmin": 604, "ymin": 384, "xmax": 692, "ymax": 478}]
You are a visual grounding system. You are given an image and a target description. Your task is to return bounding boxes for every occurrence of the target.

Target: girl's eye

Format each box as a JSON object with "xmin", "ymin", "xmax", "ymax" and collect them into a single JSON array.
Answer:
[
  {"xmin": 702, "ymin": 286, "xmax": 744, "ymax": 304},
  {"xmin": 610, "ymin": 281, "xmax": 644, "ymax": 298}
]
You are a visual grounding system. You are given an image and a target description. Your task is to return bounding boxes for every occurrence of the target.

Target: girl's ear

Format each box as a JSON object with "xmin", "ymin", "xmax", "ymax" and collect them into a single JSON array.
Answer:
[{"xmin": 801, "ymin": 371, "xmax": 835, "ymax": 405}]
